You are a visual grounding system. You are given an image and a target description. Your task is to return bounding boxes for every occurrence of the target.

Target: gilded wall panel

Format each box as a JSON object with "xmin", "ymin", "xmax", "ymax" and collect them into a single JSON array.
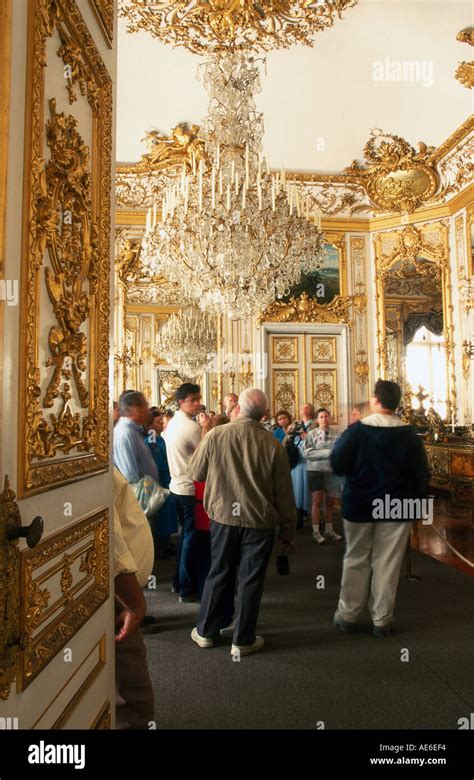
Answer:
[
  {"xmin": 272, "ymin": 336, "xmax": 298, "ymax": 364},
  {"xmin": 140, "ymin": 314, "xmax": 153, "ymax": 398},
  {"xmin": 272, "ymin": 369, "xmax": 298, "ymax": 419},
  {"xmin": 311, "ymin": 336, "xmax": 336, "ymax": 364},
  {"xmin": 312, "ymin": 369, "xmax": 337, "ymax": 422},
  {"xmin": 234, "ymin": 317, "xmax": 255, "ymax": 392},
  {"xmin": 350, "ymin": 237, "xmax": 370, "ymax": 397},
  {"xmin": 124, "ymin": 313, "xmax": 140, "ymax": 390},
  {"xmin": 18, "ymin": 508, "xmax": 109, "ymax": 691},
  {"xmin": 455, "ymin": 214, "xmax": 466, "ymax": 280},
  {"xmin": 18, "ymin": 0, "xmax": 112, "ymax": 497}
]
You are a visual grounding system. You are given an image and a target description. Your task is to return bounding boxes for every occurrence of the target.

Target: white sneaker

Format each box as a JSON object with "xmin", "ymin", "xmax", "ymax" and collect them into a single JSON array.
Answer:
[
  {"xmin": 231, "ymin": 636, "xmax": 264, "ymax": 657},
  {"xmin": 325, "ymin": 530, "xmax": 342, "ymax": 541},
  {"xmin": 312, "ymin": 530, "xmax": 326, "ymax": 544},
  {"xmin": 191, "ymin": 627, "xmax": 214, "ymax": 648}
]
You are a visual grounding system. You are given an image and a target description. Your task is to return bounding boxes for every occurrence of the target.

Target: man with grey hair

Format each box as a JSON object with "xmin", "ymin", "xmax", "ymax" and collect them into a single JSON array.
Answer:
[
  {"xmin": 188, "ymin": 388, "xmax": 296, "ymax": 656},
  {"xmin": 114, "ymin": 391, "xmax": 158, "ymax": 483}
]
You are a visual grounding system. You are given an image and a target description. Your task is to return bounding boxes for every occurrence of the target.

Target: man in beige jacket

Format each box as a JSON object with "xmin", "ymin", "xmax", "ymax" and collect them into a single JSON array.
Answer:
[
  {"xmin": 114, "ymin": 468, "xmax": 154, "ymax": 728},
  {"xmin": 188, "ymin": 388, "xmax": 296, "ymax": 657}
]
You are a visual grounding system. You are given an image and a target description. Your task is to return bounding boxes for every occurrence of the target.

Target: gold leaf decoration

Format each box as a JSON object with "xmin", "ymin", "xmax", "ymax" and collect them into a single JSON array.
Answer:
[
  {"xmin": 345, "ymin": 129, "xmax": 439, "ymax": 213},
  {"xmin": 455, "ymin": 61, "xmax": 474, "ymax": 89},
  {"xmin": 261, "ymin": 292, "xmax": 352, "ymax": 324},
  {"xmin": 455, "ymin": 27, "xmax": 474, "ymax": 89},
  {"xmin": 119, "ymin": 0, "xmax": 359, "ymax": 55},
  {"xmin": 19, "ymin": 0, "xmax": 112, "ymax": 496}
]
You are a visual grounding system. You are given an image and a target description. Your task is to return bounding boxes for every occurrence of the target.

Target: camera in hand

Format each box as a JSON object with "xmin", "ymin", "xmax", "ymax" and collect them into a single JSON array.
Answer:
[
  {"xmin": 286, "ymin": 421, "xmax": 305, "ymax": 442},
  {"xmin": 276, "ymin": 553, "xmax": 289, "ymax": 575}
]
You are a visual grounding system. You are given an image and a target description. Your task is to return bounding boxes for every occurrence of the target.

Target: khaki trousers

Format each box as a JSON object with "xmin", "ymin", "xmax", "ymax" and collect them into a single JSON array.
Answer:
[
  {"xmin": 115, "ymin": 626, "xmax": 155, "ymax": 729},
  {"xmin": 337, "ymin": 520, "xmax": 411, "ymax": 627}
]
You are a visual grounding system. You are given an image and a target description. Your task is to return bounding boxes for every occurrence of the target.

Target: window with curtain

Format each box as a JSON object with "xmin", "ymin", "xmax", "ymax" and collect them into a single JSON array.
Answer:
[{"xmin": 405, "ymin": 325, "xmax": 447, "ymax": 418}]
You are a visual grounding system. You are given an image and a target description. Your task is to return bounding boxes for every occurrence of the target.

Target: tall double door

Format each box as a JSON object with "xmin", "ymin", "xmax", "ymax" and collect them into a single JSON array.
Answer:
[
  {"xmin": 267, "ymin": 329, "xmax": 347, "ymax": 427},
  {"xmin": 0, "ymin": 0, "xmax": 116, "ymax": 730}
]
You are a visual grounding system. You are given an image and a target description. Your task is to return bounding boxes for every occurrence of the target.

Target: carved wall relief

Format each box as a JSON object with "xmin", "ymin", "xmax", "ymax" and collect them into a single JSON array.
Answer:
[{"xmin": 19, "ymin": 0, "xmax": 112, "ymax": 496}]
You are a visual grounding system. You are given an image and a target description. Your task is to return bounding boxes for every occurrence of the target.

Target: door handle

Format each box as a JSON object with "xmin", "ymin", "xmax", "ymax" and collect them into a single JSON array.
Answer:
[{"xmin": 6, "ymin": 515, "xmax": 44, "ymax": 548}]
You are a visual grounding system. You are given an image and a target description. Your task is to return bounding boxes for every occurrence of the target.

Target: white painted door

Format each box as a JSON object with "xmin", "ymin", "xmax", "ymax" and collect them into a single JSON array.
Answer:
[{"xmin": 0, "ymin": 0, "xmax": 116, "ymax": 729}]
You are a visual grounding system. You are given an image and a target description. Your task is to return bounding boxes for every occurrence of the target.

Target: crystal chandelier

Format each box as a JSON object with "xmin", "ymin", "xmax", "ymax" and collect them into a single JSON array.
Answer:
[
  {"xmin": 141, "ymin": 51, "xmax": 326, "ymax": 319},
  {"xmin": 154, "ymin": 306, "xmax": 217, "ymax": 377}
]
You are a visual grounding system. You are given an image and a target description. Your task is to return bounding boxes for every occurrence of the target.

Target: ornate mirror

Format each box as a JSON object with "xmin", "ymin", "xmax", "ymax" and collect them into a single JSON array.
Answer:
[{"xmin": 374, "ymin": 224, "xmax": 456, "ymax": 424}]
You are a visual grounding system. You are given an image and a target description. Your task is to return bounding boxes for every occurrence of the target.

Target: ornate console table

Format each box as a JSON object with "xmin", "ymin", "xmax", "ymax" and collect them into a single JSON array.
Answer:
[{"xmin": 423, "ymin": 437, "xmax": 474, "ymax": 506}]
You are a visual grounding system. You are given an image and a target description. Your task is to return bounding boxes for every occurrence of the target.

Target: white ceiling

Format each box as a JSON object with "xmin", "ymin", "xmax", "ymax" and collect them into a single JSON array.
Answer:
[{"xmin": 117, "ymin": 0, "xmax": 474, "ymax": 173}]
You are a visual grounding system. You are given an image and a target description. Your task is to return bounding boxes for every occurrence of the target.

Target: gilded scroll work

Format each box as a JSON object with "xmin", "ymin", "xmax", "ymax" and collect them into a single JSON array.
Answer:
[
  {"xmin": 116, "ymin": 123, "xmax": 206, "ymax": 209},
  {"xmin": 19, "ymin": 0, "xmax": 112, "ymax": 496},
  {"xmin": 116, "ymin": 119, "xmax": 473, "ymax": 216},
  {"xmin": 311, "ymin": 336, "xmax": 336, "ymax": 364},
  {"xmin": 350, "ymin": 237, "xmax": 369, "ymax": 396},
  {"xmin": 344, "ymin": 129, "xmax": 439, "ymax": 214},
  {"xmin": 42, "ymin": 100, "xmax": 93, "ymax": 413},
  {"xmin": 455, "ymin": 27, "xmax": 474, "ymax": 89},
  {"xmin": 262, "ymin": 292, "xmax": 351, "ymax": 324},
  {"xmin": 272, "ymin": 369, "xmax": 298, "ymax": 421},
  {"xmin": 272, "ymin": 336, "xmax": 298, "ymax": 364},
  {"xmin": 89, "ymin": 0, "xmax": 114, "ymax": 48},
  {"xmin": 18, "ymin": 508, "xmax": 109, "ymax": 691},
  {"xmin": 312, "ymin": 368, "xmax": 338, "ymax": 422}
]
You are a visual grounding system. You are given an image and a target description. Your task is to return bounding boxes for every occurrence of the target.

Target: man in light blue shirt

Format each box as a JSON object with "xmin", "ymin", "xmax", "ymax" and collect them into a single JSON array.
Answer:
[{"xmin": 114, "ymin": 392, "xmax": 158, "ymax": 484}]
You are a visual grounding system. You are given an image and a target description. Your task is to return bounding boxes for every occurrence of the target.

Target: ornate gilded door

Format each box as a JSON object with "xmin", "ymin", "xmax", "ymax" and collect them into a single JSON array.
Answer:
[
  {"xmin": 0, "ymin": 0, "xmax": 115, "ymax": 729},
  {"xmin": 268, "ymin": 330, "xmax": 344, "ymax": 426}
]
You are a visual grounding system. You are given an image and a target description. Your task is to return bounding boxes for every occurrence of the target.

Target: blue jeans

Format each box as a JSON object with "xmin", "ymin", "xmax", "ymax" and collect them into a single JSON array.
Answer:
[{"xmin": 172, "ymin": 493, "xmax": 198, "ymax": 597}]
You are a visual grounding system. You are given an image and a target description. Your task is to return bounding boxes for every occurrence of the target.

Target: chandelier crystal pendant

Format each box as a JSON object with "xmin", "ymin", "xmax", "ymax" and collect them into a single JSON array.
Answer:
[
  {"xmin": 141, "ymin": 51, "xmax": 326, "ymax": 320},
  {"xmin": 154, "ymin": 306, "xmax": 218, "ymax": 378}
]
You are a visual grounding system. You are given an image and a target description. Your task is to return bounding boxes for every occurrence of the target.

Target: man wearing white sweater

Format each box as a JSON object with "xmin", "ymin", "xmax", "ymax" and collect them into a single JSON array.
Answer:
[{"xmin": 162, "ymin": 383, "xmax": 202, "ymax": 601}]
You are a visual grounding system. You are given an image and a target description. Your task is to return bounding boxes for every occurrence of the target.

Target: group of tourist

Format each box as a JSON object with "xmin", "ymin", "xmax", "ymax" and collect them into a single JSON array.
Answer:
[{"xmin": 112, "ymin": 379, "xmax": 430, "ymax": 729}]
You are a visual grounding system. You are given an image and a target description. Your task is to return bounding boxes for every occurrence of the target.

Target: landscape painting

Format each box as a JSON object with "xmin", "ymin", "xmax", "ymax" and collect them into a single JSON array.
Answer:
[{"xmin": 282, "ymin": 243, "xmax": 340, "ymax": 304}]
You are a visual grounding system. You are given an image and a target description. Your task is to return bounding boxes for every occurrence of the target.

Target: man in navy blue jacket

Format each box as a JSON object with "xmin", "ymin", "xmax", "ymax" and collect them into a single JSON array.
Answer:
[{"xmin": 330, "ymin": 380, "xmax": 430, "ymax": 637}]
